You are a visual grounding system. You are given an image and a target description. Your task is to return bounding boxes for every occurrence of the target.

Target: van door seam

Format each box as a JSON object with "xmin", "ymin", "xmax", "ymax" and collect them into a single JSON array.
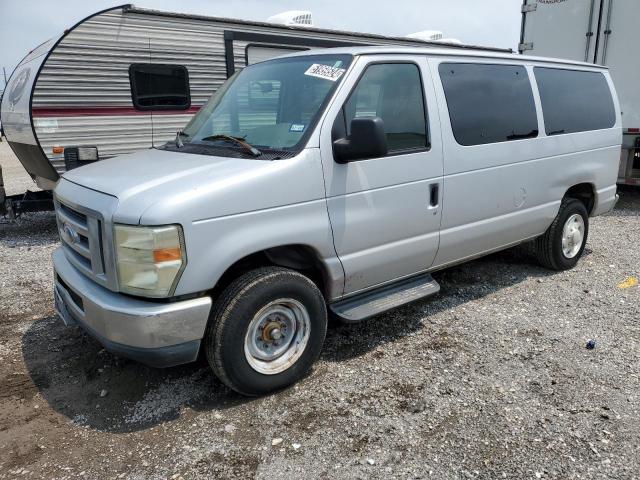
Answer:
[{"xmin": 316, "ymin": 147, "xmax": 347, "ymax": 299}]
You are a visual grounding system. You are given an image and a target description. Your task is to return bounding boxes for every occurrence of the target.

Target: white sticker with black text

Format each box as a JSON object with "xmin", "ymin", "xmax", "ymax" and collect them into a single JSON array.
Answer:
[{"xmin": 304, "ymin": 64, "xmax": 346, "ymax": 82}]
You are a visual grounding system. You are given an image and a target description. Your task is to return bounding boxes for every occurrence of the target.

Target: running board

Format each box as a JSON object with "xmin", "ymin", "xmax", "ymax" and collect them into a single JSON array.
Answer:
[{"xmin": 330, "ymin": 273, "xmax": 440, "ymax": 323}]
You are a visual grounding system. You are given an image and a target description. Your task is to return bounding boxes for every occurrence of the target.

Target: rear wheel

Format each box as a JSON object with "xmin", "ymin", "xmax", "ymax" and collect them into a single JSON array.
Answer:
[
  {"xmin": 205, "ymin": 267, "xmax": 327, "ymax": 396},
  {"xmin": 533, "ymin": 197, "xmax": 589, "ymax": 271}
]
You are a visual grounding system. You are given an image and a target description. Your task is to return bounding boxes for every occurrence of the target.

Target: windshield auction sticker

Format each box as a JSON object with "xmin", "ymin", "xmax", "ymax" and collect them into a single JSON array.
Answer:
[{"xmin": 304, "ymin": 64, "xmax": 346, "ymax": 81}]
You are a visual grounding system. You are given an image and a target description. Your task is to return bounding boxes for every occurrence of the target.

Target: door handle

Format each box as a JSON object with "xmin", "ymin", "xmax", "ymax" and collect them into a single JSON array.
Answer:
[{"xmin": 429, "ymin": 183, "xmax": 439, "ymax": 208}]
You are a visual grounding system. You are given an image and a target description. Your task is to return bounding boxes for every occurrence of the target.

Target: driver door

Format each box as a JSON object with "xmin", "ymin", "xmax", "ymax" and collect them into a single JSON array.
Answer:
[{"xmin": 319, "ymin": 55, "xmax": 444, "ymax": 296}]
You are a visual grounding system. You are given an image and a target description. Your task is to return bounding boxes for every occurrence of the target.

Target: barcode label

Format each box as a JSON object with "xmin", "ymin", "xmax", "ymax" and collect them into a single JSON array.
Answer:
[{"xmin": 304, "ymin": 64, "xmax": 346, "ymax": 81}]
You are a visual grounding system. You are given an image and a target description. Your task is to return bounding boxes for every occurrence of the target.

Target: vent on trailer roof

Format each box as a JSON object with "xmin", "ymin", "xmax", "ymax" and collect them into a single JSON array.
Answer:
[
  {"xmin": 406, "ymin": 31, "xmax": 462, "ymax": 45},
  {"xmin": 267, "ymin": 11, "xmax": 313, "ymax": 26},
  {"xmin": 406, "ymin": 30, "xmax": 443, "ymax": 41},
  {"xmin": 436, "ymin": 38, "xmax": 463, "ymax": 45}
]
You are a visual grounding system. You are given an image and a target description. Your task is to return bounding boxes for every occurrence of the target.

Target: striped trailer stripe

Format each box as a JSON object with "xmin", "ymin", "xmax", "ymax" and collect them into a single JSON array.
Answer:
[{"xmin": 31, "ymin": 106, "xmax": 202, "ymax": 117}]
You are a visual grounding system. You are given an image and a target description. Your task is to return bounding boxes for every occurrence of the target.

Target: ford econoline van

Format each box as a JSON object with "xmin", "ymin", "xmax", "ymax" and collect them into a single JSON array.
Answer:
[{"xmin": 52, "ymin": 47, "xmax": 621, "ymax": 396}]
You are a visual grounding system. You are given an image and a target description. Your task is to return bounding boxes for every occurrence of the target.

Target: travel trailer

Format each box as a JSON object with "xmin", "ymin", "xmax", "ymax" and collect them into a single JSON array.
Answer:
[
  {"xmin": 520, "ymin": 0, "xmax": 640, "ymax": 185},
  {"xmin": 0, "ymin": 4, "xmax": 504, "ymax": 216},
  {"xmin": 52, "ymin": 46, "xmax": 621, "ymax": 395}
]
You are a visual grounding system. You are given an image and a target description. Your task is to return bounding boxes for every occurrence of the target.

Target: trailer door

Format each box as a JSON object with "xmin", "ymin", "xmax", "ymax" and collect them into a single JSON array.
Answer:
[
  {"xmin": 246, "ymin": 45, "xmax": 307, "ymax": 65},
  {"xmin": 519, "ymin": 0, "xmax": 602, "ymax": 62}
]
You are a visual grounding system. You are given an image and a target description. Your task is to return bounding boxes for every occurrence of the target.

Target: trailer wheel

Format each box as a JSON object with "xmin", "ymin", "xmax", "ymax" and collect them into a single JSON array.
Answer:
[
  {"xmin": 205, "ymin": 267, "xmax": 327, "ymax": 396},
  {"xmin": 534, "ymin": 198, "xmax": 589, "ymax": 271}
]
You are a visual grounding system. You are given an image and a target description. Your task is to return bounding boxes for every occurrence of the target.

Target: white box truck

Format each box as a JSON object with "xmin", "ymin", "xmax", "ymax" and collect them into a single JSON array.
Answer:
[{"xmin": 519, "ymin": 0, "xmax": 640, "ymax": 185}]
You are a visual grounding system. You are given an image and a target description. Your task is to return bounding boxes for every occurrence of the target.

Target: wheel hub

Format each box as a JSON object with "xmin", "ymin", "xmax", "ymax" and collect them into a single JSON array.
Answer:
[
  {"xmin": 561, "ymin": 213, "xmax": 585, "ymax": 259},
  {"xmin": 262, "ymin": 320, "xmax": 284, "ymax": 342},
  {"xmin": 244, "ymin": 299, "xmax": 310, "ymax": 375}
]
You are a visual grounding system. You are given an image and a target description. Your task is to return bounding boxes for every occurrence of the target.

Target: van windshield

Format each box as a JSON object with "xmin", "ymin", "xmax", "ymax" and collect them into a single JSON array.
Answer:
[{"xmin": 178, "ymin": 54, "xmax": 353, "ymax": 156}]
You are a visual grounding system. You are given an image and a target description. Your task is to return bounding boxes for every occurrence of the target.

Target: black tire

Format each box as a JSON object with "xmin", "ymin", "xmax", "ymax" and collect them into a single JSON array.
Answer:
[
  {"xmin": 205, "ymin": 267, "xmax": 327, "ymax": 396},
  {"xmin": 533, "ymin": 197, "xmax": 589, "ymax": 271}
]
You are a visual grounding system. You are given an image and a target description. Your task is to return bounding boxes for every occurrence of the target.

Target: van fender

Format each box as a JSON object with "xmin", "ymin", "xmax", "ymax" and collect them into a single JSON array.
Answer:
[{"xmin": 176, "ymin": 199, "xmax": 344, "ymax": 300}]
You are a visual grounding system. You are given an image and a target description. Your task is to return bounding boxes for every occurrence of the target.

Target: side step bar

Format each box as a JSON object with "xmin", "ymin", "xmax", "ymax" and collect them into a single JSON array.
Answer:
[{"xmin": 330, "ymin": 273, "xmax": 440, "ymax": 323}]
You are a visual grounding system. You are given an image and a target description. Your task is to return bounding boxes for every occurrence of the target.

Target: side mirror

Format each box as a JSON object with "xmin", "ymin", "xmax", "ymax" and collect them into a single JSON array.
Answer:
[{"xmin": 333, "ymin": 117, "xmax": 388, "ymax": 163}]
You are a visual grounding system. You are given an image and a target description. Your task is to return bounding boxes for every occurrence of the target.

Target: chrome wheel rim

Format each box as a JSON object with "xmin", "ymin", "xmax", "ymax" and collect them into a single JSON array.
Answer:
[
  {"xmin": 244, "ymin": 298, "xmax": 310, "ymax": 375},
  {"xmin": 561, "ymin": 213, "xmax": 585, "ymax": 259}
]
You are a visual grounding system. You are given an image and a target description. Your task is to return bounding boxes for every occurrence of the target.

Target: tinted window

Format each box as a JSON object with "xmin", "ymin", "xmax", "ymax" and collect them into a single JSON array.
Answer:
[
  {"xmin": 439, "ymin": 63, "xmax": 538, "ymax": 146},
  {"xmin": 534, "ymin": 67, "xmax": 616, "ymax": 135},
  {"xmin": 129, "ymin": 64, "xmax": 190, "ymax": 110},
  {"xmin": 344, "ymin": 63, "xmax": 427, "ymax": 152}
]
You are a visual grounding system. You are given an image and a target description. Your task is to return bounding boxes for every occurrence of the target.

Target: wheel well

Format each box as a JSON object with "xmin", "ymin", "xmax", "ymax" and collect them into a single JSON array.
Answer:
[
  {"xmin": 564, "ymin": 183, "xmax": 595, "ymax": 215},
  {"xmin": 210, "ymin": 245, "xmax": 329, "ymax": 300}
]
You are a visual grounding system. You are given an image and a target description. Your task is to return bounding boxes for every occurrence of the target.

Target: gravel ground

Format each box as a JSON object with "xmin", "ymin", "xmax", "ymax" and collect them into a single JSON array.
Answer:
[
  {"xmin": 1, "ymin": 140, "xmax": 639, "ymax": 479},
  {"xmin": 0, "ymin": 139, "xmax": 41, "ymax": 196}
]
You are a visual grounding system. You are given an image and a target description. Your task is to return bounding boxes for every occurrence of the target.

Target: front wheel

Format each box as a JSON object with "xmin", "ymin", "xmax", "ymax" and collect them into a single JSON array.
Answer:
[
  {"xmin": 205, "ymin": 267, "xmax": 327, "ymax": 396},
  {"xmin": 533, "ymin": 197, "xmax": 589, "ymax": 271}
]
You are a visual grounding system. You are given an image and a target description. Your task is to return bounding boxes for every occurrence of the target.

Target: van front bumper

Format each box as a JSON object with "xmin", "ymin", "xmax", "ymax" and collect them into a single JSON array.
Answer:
[{"xmin": 52, "ymin": 248, "xmax": 212, "ymax": 368}]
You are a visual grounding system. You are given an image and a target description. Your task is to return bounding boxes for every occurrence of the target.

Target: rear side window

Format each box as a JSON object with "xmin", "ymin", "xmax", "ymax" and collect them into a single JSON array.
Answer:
[
  {"xmin": 343, "ymin": 63, "xmax": 428, "ymax": 152},
  {"xmin": 534, "ymin": 67, "xmax": 616, "ymax": 135},
  {"xmin": 439, "ymin": 63, "xmax": 538, "ymax": 146},
  {"xmin": 129, "ymin": 64, "xmax": 190, "ymax": 111}
]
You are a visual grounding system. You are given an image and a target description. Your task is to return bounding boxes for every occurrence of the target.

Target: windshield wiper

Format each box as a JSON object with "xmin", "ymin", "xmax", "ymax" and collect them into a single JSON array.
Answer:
[
  {"xmin": 200, "ymin": 134, "xmax": 262, "ymax": 157},
  {"xmin": 175, "ymin": 130, "xmax": 188, "ymax": 148}
]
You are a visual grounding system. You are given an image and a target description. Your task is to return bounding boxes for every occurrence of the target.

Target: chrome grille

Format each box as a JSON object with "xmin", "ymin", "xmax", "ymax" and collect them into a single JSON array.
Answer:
[{"xmin": 55, "ymin": 199, "xmax": 106, "ymax": 280}]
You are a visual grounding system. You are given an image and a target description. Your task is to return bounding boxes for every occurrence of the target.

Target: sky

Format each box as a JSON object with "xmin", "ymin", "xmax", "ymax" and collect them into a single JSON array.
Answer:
[{"xmin": 0, "ymin": 0, "xmax": 522, "ymax": 86}]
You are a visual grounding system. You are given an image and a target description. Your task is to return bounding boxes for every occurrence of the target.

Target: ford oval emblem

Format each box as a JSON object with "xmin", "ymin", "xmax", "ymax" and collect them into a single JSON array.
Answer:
[{"xmin": 62, "ymin": 223, "xmax": 80, "ymax": 245}]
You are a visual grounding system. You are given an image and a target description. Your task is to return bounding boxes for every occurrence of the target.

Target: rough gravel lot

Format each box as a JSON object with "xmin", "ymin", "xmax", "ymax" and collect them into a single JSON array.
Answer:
[{"xmin": 1, "ymin": 140, "xmax": 639, "ymax": 479}]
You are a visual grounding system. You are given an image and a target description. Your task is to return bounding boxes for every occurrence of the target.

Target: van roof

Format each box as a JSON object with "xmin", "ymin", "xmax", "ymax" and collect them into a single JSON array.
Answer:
[{"xmin": 277, "ymin": 45, "xmax": 609, "ymax": 70}]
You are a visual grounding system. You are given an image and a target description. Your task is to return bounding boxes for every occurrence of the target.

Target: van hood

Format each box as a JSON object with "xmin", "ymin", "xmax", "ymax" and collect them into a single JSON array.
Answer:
[
  {"xmin": 62, "ymin": 148, "xmax": 254, "ymax": 199},
  {"xmin": 61, "ymin": 148, "xmax": 324, "ymax": 225}
]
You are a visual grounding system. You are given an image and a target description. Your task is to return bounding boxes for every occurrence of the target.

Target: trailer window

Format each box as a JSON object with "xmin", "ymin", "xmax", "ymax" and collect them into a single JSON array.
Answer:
[
  {"xmin": 343, "ymin": 63, "xmax": 428, "ymax": 152},
  {"xmin": 439, "ymin": 63, "xmax": 538, "ymax": 146},
  {"xmin": 534, "ymin": 68, "xmax": 616, "ymax": 135},
  {"xmin": 129, "ymin": 64, "xmax": 190, "ymax": 111}
]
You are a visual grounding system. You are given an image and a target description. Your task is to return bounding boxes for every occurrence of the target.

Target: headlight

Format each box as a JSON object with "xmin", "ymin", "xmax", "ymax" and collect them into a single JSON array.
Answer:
[{"xmin": 114, "ymin": 224, "xmax": 186, "ymax": 297}]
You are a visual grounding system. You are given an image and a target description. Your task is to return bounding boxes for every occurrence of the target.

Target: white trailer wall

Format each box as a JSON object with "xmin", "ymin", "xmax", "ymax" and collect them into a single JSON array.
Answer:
[{"xmin": 520, "ymin": 0, "xmax": 640, "ymax": 184}]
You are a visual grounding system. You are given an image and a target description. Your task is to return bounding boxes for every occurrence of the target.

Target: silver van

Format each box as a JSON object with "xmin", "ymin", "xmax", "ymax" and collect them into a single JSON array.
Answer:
[{"xmin": 52, "ymin": 46, "xmax": 621, "ymax": 395}]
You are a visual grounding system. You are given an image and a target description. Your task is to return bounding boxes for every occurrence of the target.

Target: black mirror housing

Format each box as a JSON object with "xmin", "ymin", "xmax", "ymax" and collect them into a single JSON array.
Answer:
[{"xmin": 333, "ymin": 116, "xmax": 388, "ymax": 163}]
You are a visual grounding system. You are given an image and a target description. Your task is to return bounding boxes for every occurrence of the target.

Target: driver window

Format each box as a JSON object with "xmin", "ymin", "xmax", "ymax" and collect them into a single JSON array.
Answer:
[{"xmin": 343, "ymin": 63, "xmax": 428, "ymax": 152}]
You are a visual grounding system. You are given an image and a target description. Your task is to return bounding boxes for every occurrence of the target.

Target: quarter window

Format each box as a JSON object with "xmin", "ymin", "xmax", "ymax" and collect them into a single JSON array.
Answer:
[
  {"xmin": 343, "ymin": 63, "xmax": 428, "ymax": 152},
  {"xmin": 534, "ymin": 67, "xmax": 616, "ymax": 135},
  {"xmin": 129, "ymin": 64, "xmax": 190, "ymax": 111},
  {"xmin": 438, "ymin": 63, "xmax": 538, "ymax": 146}
]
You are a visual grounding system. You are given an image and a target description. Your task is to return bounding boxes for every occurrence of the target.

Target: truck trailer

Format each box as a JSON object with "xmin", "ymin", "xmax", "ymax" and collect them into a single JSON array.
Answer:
[
  {"xmin": 519, "ymin": 0, "xmax": 640, "ymax": 185},
  {"xmin": 0, "ymin": 4, "xmax": 509, "ymax": 217}
]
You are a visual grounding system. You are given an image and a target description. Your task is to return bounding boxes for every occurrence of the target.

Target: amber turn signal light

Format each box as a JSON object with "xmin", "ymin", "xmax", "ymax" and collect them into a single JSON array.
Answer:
[{"xmin": 153, "ymin": 247, "xmax": 182, "ymax": 263}]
